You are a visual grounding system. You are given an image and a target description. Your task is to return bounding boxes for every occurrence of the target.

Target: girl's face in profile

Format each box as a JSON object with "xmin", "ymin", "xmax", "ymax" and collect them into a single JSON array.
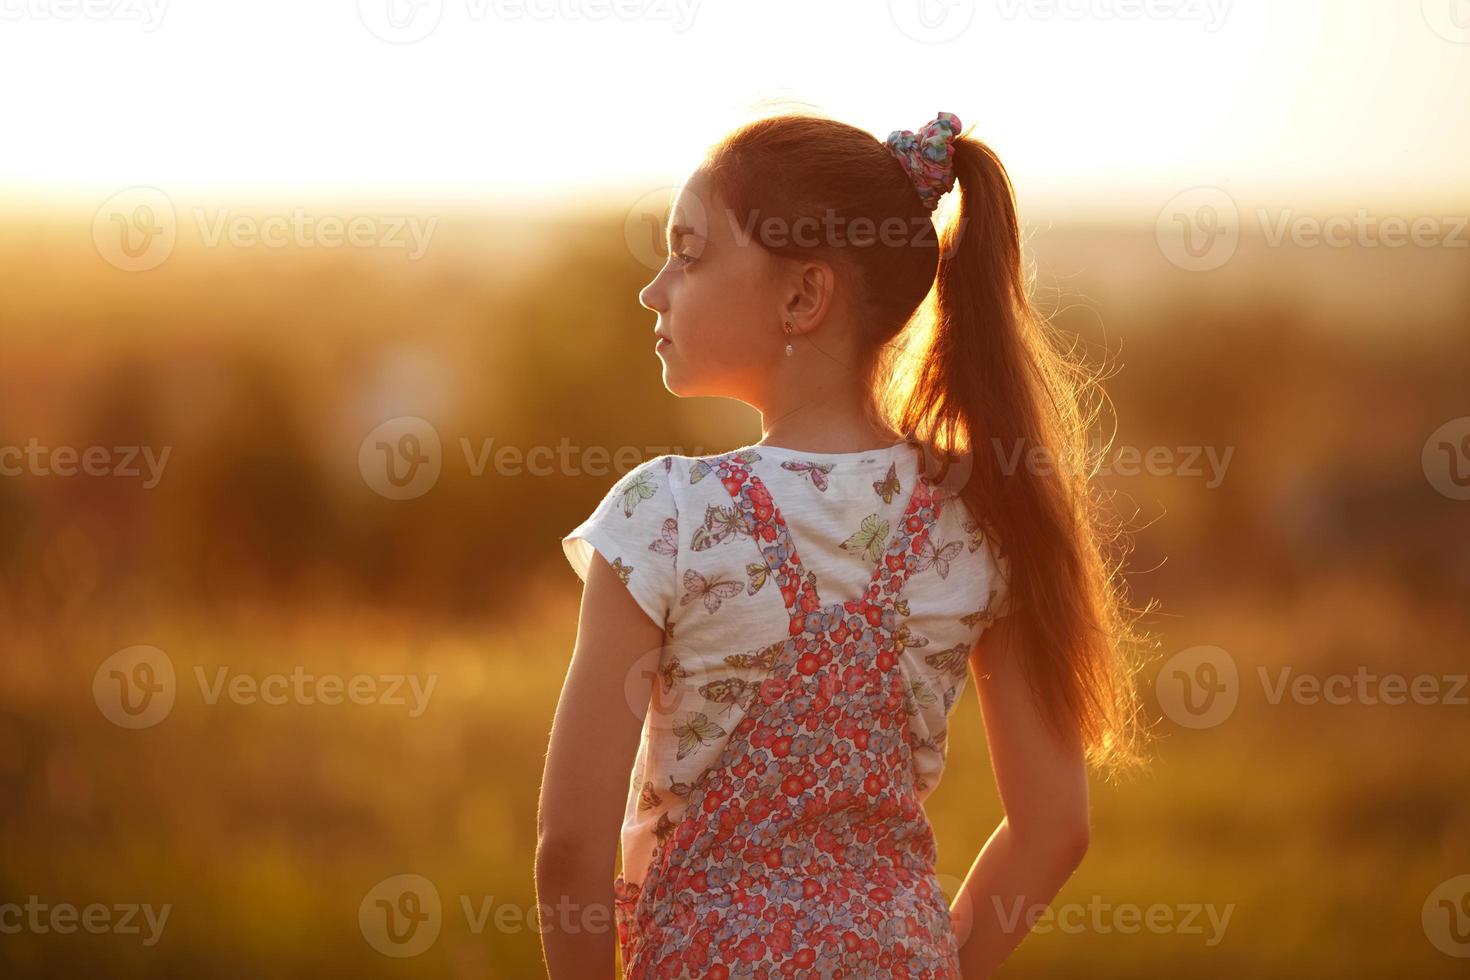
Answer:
[{"xmin": 638, "ymin": 170, "xmax": 788, "ymax": 399}]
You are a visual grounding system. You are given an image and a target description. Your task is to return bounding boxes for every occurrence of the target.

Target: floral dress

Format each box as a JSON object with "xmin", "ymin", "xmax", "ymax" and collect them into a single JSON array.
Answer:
[{"xmin": 562, "ymin": 439, "xmax": 1013, "ymax": 978}]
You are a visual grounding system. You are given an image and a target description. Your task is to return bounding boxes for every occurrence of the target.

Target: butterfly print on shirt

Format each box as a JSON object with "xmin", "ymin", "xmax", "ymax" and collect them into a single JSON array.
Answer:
[
  {"xmin": 780, "ymin": 459, "xmax": 835, "ymax": 491},
  {"xmin": 678, "ymin": 568, "xmax": 744, "ymax": 614},
  {"xmin": 839, "ymin": 514, "xmax": 891, "ymax": 563},
  {"xmin": 671, "ymin": 711, "xmax": 726, "ymax": 760},
  {"xmin": 664, "ymin": 768, "xmax": 713, "ymax": 799},
  {"xmin": 903, "ymin": 677, "xmax": 939, "ymax": 715},
  {"xmin": 699, "ymin": 677, "xmax": 761, "ymax": 715},
  {"xmin": 616, "ymin": 469, "xmax": 660, "ymax": 518},
  {"xmin": 893, "ymin": 622, "xmax": 930, "ymax": 657},
  {"xmin": 915, "ymin": 536, "xmax": 964, "ymax": 579},
  {"xmin": 658, "ymin": 656, "xmax": 693, "ymax": 694},
  {"xmin": 873, "ymin": 461, "xmax": 902, "ymax": 503},
  {"xmin": 724, "ymin": 641, "xmax": 783, "ymax": 671},
  {"xmin": 961, "ymin": 588, "xmax": 1000, "ymax": 628},
  {"xmin": 961, "ymin": 516, "xmax": 986, "ymax": 553},
  {"xmin": 648, "ymin": 517, "xmax": 678, "ymax": 558},
  {"xmin": 690, "ymin": 503, "xmax": 754, "ymax": 552},
  {"xmin": 923, "ymin": 641, "xmax": 972, "ymax": 678}
]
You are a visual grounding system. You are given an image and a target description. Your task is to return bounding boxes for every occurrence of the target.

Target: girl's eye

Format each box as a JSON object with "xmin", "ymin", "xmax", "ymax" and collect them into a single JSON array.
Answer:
[{"xmin": 671, "ymin": 250, "xmax": 697, "ymax": 267}]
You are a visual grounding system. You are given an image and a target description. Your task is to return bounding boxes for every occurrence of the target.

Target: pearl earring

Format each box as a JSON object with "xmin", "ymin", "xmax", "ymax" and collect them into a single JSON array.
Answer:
[{"xmin": 784, "ymin": 321, "xmax": 794, "ymax": 357}]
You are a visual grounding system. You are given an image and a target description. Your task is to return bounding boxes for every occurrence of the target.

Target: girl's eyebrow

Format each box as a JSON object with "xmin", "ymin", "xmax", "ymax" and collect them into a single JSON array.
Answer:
[{"xmin": 668, "ymin": 223, "xmax": 702, "ymax": 243}]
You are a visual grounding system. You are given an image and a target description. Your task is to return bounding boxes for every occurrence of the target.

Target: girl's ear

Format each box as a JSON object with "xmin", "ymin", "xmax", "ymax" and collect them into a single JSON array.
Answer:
[{"xmin": 782, "ymin": 259, "xmax": 838, "ymax": 335}]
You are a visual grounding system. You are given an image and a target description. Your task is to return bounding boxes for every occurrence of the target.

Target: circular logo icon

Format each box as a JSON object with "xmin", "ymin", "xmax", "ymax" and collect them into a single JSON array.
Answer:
[
  {"xmin": 888, "ymin": 0, "xmax": 976, "ymax": 43},
  {"xmin": 93, "ymin": 186, "xmax": 177, "ymax": 272},
  {"xmin": 359, "ymin": 417, "xmax": 442, "ymax": 500},
  {"xmin": 360, "ymin": 874, "xmax": 442, "ymax": 957},
  {"xmin": 1155, "ymin": 644, "xmax": 1238, "ymax": 729},
  {"xmin": 93, "ymin": 645, "xmax": 176, "ymax": 729},
  {"xmin": 1422, "ymin": 417, "xmax": 1470, "ymax": 501},
  {"xmin": 1156, "ymin": 186, "xmax": 1240, "ymax": 272},
  {"xmin": 1422, "ymin": 0, "xmax": 1470, "ymax": 43},
  {"xmin": 912, "ymin": 438, "xmax": 976, "ymax": 502},
  {"xmin": 1423, "ymin": 874, "xmax": 1470, "ymax": 957},
  {"xmin": 357, "ymin": 0, "xmax": 443, "ymax": 43},
  {"xmin": 624, "ymin": 184, "xmax": 708, "ymax": 273},
  {"xmin": 632, "ymin": 639, "xmax": 762, "ymax": 733}
]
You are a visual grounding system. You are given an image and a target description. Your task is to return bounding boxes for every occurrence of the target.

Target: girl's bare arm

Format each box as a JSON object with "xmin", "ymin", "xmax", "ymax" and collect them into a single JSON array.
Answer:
[
  {"xmin": 536, "ymin": 552, "xmax": 662, "ymax": 979},
  {"xmin": 951, "ymin": 615, "xmax": 1092, "ymax": 979}
]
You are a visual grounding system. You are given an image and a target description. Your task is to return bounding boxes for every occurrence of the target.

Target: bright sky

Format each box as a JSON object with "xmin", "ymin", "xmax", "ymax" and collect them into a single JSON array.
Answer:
[{"xmin": 2, "ymin": 0, "xmax": 1467, "ymax": 217}]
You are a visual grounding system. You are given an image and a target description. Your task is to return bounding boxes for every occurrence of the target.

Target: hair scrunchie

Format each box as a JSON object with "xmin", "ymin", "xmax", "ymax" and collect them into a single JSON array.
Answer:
[{"xmin": 884, "ymin": 111, "xmax": 962, "ymax": 211}]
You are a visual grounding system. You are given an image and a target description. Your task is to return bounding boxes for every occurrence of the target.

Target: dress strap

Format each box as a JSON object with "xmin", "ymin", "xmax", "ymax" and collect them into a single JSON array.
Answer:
[{"xmin": 706, "ymin": 449, "xmax": 944, "ymax": 629}]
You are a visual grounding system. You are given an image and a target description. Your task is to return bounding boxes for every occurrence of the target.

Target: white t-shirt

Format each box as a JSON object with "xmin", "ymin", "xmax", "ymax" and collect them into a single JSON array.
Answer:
[{"xmin": 561, "ymin": 438, "xmax": 1013, "ymax": 890}]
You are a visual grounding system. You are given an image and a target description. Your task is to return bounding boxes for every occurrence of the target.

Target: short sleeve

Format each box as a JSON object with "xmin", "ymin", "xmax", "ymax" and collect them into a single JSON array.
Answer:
[{"xmin": 561, "ymin": 455, "xmax": 680, "ymax": 629}]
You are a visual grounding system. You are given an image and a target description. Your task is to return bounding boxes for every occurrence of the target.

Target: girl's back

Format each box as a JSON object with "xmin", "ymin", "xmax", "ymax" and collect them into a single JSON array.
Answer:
[{"xmin": 562, "ymin": 437, "xmax": 1011, "ymax": 975}]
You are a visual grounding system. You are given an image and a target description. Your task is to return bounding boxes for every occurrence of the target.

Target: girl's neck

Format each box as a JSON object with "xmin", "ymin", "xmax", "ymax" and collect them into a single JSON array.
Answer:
[{"xmin": 756, "ymin": 401, "xmax": 905, "ymax": 455}]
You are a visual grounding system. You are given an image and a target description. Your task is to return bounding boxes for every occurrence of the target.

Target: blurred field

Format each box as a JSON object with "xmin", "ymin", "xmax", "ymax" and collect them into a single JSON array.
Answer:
[{"xmin": 1, "ymin": 198, "xmax": 1468, "ymax": 978}]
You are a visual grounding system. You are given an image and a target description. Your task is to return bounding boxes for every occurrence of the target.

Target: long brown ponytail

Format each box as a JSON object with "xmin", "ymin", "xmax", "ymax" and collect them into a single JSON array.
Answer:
[
  {"xmin": 887, "ymin": 133, "xmax": 1153, "ymax": 779},
  {"xmin": 702, "ymin": 113, "xmax": 1153, "ymax": 780}
]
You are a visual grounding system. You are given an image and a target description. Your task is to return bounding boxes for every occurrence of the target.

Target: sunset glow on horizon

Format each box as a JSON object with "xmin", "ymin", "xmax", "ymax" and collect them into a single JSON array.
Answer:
[{"xmin": 2, "ymin": 0, "xmax": 1468, "ymax": 219}]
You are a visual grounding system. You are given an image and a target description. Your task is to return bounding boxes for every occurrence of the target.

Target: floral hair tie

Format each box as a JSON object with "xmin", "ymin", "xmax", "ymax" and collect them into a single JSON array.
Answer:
[{"xmin": 884, "ymin": 111, "xmax": 962, "ymax": 211}]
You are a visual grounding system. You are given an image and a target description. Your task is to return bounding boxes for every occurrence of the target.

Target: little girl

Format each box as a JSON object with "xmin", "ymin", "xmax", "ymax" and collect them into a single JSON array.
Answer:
[{"xmin": 537, "ymin": 110, "xmax": 1148, "ymax": 979}]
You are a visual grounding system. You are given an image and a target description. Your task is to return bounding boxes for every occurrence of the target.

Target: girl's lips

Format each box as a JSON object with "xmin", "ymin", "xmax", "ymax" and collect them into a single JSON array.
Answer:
[{"xmin": 655, "ymin": 335, "xmax": 673, "ymax": 350}]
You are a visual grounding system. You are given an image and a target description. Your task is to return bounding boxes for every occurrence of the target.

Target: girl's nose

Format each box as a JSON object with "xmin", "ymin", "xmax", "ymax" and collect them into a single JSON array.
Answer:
[{"xmin": 639, "ymin": 272, "xmax": 667, "ymax": 313}]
